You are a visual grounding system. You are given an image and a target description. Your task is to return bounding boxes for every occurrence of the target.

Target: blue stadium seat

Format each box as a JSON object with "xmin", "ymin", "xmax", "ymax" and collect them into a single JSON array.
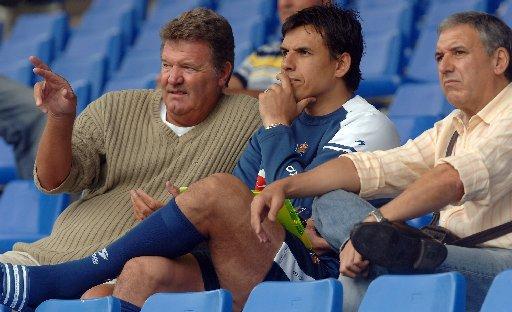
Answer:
[
  {"xmin": 359, "ymin": 2, "xmax": 415, "ymax": 48},
  {"xmin": 52, "ymin": 55, "xmax": 103, "ymax": 105},
  {"xmin": 0, "ymin": 139, "xmax": 17, "ymax": 184},
  {"xmin": 130, "ymin": 26, "xmax": 160, "ymax": 55},
  {"xmin": 388, "ymin": 83, "xmax": 449, "ymax": 118},
  {"xmin": 359, "ymin": 272, "xmax": 466, "ymax": 312},
  {"xmin": 88, "ymin": 0, "xmax": 148, "ymax": 31},
  {"xmin": 406, "ymin": 213, "xmax": 434, "ymax": 228},
  {"xmin": 0, "ymin": 304, "xmax": 8, "ymax": 312},
  {"xmin": 358, "ymin": 31, "xmax": 402, "ymax": 97},
  {"xmin": 480, "ymin": 269, "xmax": 512, "ymax": 312},
  {"xmin": 36, "ymin": 296, "xmax": 121, "ymax": 312},
  {"xmin": 9, "ymin": 11, "xmax": 69, "ymax": 59},
  {"xmin": 75, "ymin": 6, "xmax": 135, "ymax": 49},
  {"xmin": 0, "ymin": 34, "xmax": 53, "ymax": 85},
  {"xmin": 498, "ymin": 0, "xmax": 512, "ymax": 27},
  {"xmin": 243, "ymin": 278, "xmax": 342, "ymax": 312},
  {"xmin": 390, "ymin": 116, "xmax": 438, "ymax": 145},
  {"xmin": 63, "ymin": 28, "xmax": 123, "ymax": 78},
  {"xmin": 104, "ymin": 76, "xmax": 156, "ymax": 93},
  {"xmin": 423, "ymin": 0, "xmax": 490, "ymax": 30},
  {"xmin": 146, "ymin": 0, "xmax": 212, "ymax": 31},
  {"xmin": 405, "ymin": 28, "xmax": 438, "ymax": 82},
  {"xmin": 141, "ymin": 290, "xmax": 232, "ymax": 312},
  {"xmin": 0, "ymin": 180, "xmax": 70, "ymax": 253}
]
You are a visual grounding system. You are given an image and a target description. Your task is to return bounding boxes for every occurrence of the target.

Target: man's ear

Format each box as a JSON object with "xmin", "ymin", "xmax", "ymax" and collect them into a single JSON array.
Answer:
[
  {"xmin": 493, "ymin": 47, "xmax": 509, "ymax": 76},
  {"xmin": 334, "ymin": 52, "xmax": 351, "ymax": 78},
  {"xmin": 219, "ymin": 61, "xmax": 233, "ymax": 87}
]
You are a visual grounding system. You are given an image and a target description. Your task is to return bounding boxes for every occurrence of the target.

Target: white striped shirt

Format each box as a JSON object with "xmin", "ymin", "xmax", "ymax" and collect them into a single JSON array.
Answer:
[{"xmin": 346, "ymin": 83, "xmax": 512, "ymax": 248}]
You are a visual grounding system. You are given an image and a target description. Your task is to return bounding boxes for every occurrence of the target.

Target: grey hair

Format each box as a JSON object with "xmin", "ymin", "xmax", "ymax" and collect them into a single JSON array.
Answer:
[{"xmin": 438, "ymin": 11, "xmax": 512, "ymax": 80}]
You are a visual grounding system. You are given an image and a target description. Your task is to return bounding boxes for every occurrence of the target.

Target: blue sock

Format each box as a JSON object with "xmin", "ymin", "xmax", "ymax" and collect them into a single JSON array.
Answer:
[
  {"xmin": 119, "ymin": 299, "xmax": 141, "ymax": 312},
  {"xmin": 0, "ymin": 199, "xmax": 205, "ymax": 311}
]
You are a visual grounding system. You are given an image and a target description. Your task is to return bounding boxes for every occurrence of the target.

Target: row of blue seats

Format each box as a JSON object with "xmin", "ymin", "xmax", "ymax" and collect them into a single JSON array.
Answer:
[{"xmin": 2, "ymin": 270, "xmax": 509, "ymax": 311}]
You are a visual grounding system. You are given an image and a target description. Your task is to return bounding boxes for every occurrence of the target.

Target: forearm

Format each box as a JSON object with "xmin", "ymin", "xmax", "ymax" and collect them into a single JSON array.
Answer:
[
  {"xmin": 35, "ymin": 114, "xmax": 75, "ymax": 190},
  {"xmin": 280, "ymin": 156, "xmax": 361, "ymax": 198},
  {"xmin": 380, "ymin": 163, "xmax": 464, "ymax": 221}
]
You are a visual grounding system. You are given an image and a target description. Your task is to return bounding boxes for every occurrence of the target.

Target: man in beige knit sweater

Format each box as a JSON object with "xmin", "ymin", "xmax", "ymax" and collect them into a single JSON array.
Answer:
[{"xmin": 0, "ymin": 8, "xmax": 261, "ymax": 268}]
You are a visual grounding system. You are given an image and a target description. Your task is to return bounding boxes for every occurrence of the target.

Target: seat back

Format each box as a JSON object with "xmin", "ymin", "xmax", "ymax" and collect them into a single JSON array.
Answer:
[
  {"xmin": 359, "ymin": 272, "xmax": 466, "ymax": 312},
  {"xmin": 36, "ymin": 296, "xmax": 121, "ymax": 312},
  {"xmin": 481, "ymin": 269, "xmax": 512, "ymax": 312},
  {"xmin": 243, "ymin": 278, "xmax": 342, "ymax": 312},
  {"xmin": 141, "ymin": 289, "xmax": 232, "ymax": 312}
]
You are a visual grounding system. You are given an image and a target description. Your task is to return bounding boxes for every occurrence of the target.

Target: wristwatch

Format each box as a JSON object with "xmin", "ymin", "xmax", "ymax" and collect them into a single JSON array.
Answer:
[{"xmin": 368, "ymin": 209, "xmax": 387, "ymax": 222}]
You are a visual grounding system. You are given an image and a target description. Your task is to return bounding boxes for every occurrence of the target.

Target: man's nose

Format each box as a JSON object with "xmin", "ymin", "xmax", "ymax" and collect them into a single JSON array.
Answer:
[{"xmin": 168, "ymin": 68, "xmax": 184, "ymax": 85}]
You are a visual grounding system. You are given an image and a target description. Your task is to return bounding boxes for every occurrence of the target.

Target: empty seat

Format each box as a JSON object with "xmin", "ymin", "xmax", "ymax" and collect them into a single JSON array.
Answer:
[
  {"xmin": 243, "ymin": 278, "xmax": 342, "ymax": 312},
  {"xmin": 388, "ymin": 83, "xmax": 449, "ymax": 118},
  {"xmin": 0, "ymin": 34, "xmax": 53, "ymax": 85},
  {"xmin": 0, "ymin": 180, "xmax": 70, "ymax": 253},
  {"xmin": 390, "ymin": 116, "xmax": 438, "ymax": 144},
  {"xmin": 9, "ymin": 11, "xmax": 69, "ymax": 59},
  {"xmin": 481, "ymin": 269, "xmax": 512, "ymax": 312},
  {"xmin": 0, "ymin": 139, "xmax": 17, "ymax": 184},
  {"xmin": 358, "ymin": 31, "xmax": 402, "ymax": 97},
  {"xmin": 423, "ymin": 0, "xmax": 489, "ymax": 30},
  {"xmin": 405, "ymin": 28, "xmax": 438, "ymax": 82},
  {"xmin": 359, "ymin": 272, "xmax": 466, "ymax": 312},
  {"xmin": 406, "ymin": 213, "xmax": 434, "ymax": 228},
  {"xmin": 36, "ymin": 296, "xmax": 121, "ymax": 312},
  {"xmin": 141, "ymin": 290, "xmax": 232, "ymax": 312}
]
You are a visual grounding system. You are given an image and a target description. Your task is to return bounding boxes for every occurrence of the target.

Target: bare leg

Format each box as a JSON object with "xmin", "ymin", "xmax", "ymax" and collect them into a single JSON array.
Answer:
[
  {"xmin": 176, "ymin": 173, "xmax": 285, "ymax": 311},
  {"xmin": 113, "ymin": 255, "xmax": 204, "ymax": 307},
  {"xmin": 81, "ymin": 284, "xmax": 114, "ymax": 299}
]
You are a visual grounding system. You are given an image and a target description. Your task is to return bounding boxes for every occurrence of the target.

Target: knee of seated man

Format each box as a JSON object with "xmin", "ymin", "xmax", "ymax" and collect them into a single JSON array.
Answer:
[
  {"xmin": 181, "ymin": 173, "xmax": 249, "ymax": 213},
  {"xmin": 81, "ymin": 284, "xmax": 115, "ymax": 299},
  {"xmin": 117, "ymin": 257, "xmax": 173, "ymax": 292}
]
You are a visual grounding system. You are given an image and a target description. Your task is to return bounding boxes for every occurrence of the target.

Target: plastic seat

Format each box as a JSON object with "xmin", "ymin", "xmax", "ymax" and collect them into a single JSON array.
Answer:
[
  {"xmin": 243, "ymin": 278, "xmax": 342, "ymax": 312},
  {"xmin": 0, "ymin": 304, "xmax": 9, "ymax": 312},
  {"xmin": 9, "ymin": 11, "xmax": 69, "ymax": 59},
  {"xmin": 358, "ymin": 31, "xmax": 402, "ymax": 97},
  {"xmin": 423, "ymin": 0, "xmax": 488, "ymax": 30},
  {"xmin": 0, "ymin": 34, "xmax": 53, "ymax": 85},
  {"xmin": 36, "ymin": 296, "xmax": 121, "ymax": 312},
  {"xmin": 388, "ymin": 83, "xmax": 449, "ymax": 118},
  {"xmin": 0, "ymin": 180, "xmax": 70, "ymax": 253},
  {"xmin": 63, "ymin": 29, "xmax": 123, "ymax": 78},
  {"xmin": 481, "ymin": 269, "xmax": 512, "ymax": 312},
  {"xmin": 141, "ymin": 290, "xmax": 232, "ymax": 312},
  {"xmin": 88, "ymin": 0, "xmax": 148, "ymax": 31},
  {"xmin": 405, "ymin": 28, "xmax": 439, "ymax": 82},
  {"xmin": 406, "ymin": 213, "xmax": 434, "ymax": 228},
  {"xmin": 0, "ymin": 139, "xmax": 17, "ymax": 184},
  {"xmin": 390, "ymin": 116, "xmax": 439, "ymax": 144},
  {"xmin": 359, "ymin": 272, "xmax": 466, "ymax": 312}
]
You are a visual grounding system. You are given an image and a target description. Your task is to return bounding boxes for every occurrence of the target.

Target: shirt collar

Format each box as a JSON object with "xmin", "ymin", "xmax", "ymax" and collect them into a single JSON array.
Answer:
[{"xmin": 450, "ymin": 83, "xmax": 512, "ymax": 131}]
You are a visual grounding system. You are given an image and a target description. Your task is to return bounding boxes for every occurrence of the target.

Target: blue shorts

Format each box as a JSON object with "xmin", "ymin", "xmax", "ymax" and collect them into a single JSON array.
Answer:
[{"xmin": 192, "ymin": 230, "xmax": 339, "ymax": 291}]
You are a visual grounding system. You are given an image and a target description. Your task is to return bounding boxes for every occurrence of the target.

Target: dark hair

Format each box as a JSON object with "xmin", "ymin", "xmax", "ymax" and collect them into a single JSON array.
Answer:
[
  {"xmin": 282, "ymin": 5, "xmax": 364, "ymax": 91},
  {"xmin": 439, "ymin": 11, "xmax": 512, "ymax": 81},
  {"xmin": 160, "ymin": 8, "xmax": 234, "ymax": 74}
]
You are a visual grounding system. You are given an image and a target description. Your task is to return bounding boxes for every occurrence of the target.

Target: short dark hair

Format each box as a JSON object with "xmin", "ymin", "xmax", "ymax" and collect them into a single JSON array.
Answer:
[
  {"xmin": 282, "ymin": 5, "xmax": 364, "ymax": 92},
  {"xmin": 160, "ymin": 8, "xmax": 234, "ymax": 74},
  {"xmin": 439, "ymin": 11, "xmax": 512, "ymax": 81}
]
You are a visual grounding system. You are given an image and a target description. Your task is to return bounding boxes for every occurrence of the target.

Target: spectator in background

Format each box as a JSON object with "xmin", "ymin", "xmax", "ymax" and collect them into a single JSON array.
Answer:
[
  {"xmin": 0, "ymin": 75, "xmax": 45, "ymax": 179},
  {"xmin": 227, "ymin": 0, "xmax": 330, "ymax": 98}
]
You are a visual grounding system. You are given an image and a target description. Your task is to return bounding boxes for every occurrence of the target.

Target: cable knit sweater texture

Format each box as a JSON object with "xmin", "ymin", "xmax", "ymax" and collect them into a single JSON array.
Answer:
[{"xmin": 14, "ymin": 89, "xmax": 260, "ymax": 264}]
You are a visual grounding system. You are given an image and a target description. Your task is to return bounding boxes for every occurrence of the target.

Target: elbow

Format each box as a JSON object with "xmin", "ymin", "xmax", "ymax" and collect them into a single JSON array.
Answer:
[{"xmin": 443, "ymin": 164, "xmax": 465, "ymax": 202}]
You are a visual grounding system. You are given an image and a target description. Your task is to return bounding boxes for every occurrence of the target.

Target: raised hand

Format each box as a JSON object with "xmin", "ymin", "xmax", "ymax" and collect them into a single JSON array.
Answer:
[
  {"xmin": 30, "ymin": 55, "xmax": 77, "ymax": 117},
  {"xmin": 258, "ymin": 72, "xmax": 315, "ymax": 127}
]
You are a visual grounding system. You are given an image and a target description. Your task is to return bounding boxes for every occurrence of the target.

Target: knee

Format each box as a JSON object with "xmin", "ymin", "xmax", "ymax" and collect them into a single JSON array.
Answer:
[
  {"xmin": 116, "ymin": 257, "xmax": 168, "ymax": 292},
  {"xmin": 178, "ymin": 173, "xmax": 249, "ymax": 216},
  {"xmin": 81, "ymin": 284, "xmax": 114, "ymax": 299},
  {"xmin": 315, "ymin": 189, "xmax": 359, "ymax": 205}
]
